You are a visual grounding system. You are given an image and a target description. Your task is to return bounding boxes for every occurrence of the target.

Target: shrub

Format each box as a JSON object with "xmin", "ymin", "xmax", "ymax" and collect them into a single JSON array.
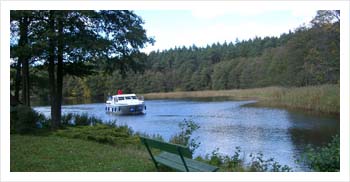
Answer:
[
  {"xmin": 248, "ymin": 152, "xmax": 292, "ymax": 172},
  {"xmin": 73, "ymin": 114, "xmax": 102, "ymax": 126},
  {"xmin": 301, "ymin": 135, "xmax": 339, "ymax": 172},
  {"xmin": 202, "ymin": 148, "xmax": 292, "ymax": 172},
  {"xmin": 136, "ymin": 132, "xmax": 165, "ymax": 141},
  {"xmin": 61, "ymin": 113, "xmax": 74, "ymax": 126},
  {"xmin": 54, "ymin": 123, "xmax": 138, "ymax": 146},
  {"xmin": 169, "ymin": 119, "xmax": 200, "ymax": 152},
  {"xmin": 205, "ymin": 148, "xmax": 225, "ymax": 166},
  {"xmin": 203, "ymin": 147, "xmax": 245, "ymax": 171},
  {"xmin": 10, "ymin": 105, "xmax": 46, "ymax": 134}
]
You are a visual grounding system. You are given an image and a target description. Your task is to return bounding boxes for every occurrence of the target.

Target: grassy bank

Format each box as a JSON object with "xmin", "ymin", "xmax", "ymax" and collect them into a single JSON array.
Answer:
[
  {"xmin": 11, "ymin": 110, "xmax": 338, "ymax": 172},
  {"xmin": 143, "ymin": 84, "xmax": 339, "ymax": 114},
  {"xmin": 10, "ymin": 131, "xmax": 291, "ymax": 172},
  {"xmin": 11, "ymin": 134, "xmax": 155, "ymax": 172},
  {"xmin": 10, "ymin": 120, "xmax": 293, "ymax": 172}
]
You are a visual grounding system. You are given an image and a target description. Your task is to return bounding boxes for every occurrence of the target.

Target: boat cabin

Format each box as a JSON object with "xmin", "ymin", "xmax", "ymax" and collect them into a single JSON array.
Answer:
[
  {"xmin": 113, "ymin": 94, "xmax": 138, "ymax": 102},
  {"xmin": 107, "ymin": 94, "xmax": 143, "ymax": 103}
]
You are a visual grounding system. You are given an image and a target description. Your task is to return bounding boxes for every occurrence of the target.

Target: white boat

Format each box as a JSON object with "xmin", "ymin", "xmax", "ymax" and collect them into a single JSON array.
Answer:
[{"xmin": 105, "ymin": 94, "xmax": 146, "ymax": 115}]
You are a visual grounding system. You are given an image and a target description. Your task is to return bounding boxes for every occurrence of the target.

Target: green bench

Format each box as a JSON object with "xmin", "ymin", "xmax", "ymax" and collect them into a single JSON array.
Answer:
[{"xmin": 139, "ymin": 136, "xmax": 219, "ymax": 172}]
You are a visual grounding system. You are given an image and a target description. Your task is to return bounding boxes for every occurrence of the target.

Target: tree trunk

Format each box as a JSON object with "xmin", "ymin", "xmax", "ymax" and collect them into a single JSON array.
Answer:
[
  {"xmin": 19, "ymin": 16, "xmax": 30, "ymax": 106},
  {"xmin": 56, "ymin": 13, "xmax": 64, "ymax": 126},
  {"xmin": 14, "ymin": 59, "xmax": 22, "ymax": 103},
  {"xmin": 48, "ymin": 11, "xmax": 59, "ymax": 129}
]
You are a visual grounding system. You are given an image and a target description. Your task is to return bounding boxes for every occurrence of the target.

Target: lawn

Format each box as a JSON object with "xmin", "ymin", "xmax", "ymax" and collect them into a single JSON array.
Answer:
[{"xmin": 11, "ymin": 134, "xmax": 155, "ymax": 172}]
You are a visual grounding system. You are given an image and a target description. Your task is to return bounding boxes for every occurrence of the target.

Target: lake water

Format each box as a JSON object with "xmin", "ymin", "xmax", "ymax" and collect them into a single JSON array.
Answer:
[{"xmin": 34, "ymin": 99, "xmax": 339, "ymax": 171}]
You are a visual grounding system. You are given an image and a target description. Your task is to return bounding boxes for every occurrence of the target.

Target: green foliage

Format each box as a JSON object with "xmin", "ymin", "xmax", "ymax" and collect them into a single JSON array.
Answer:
[
  {"xmin": 301, "ymin": 135, "xmax": 339, "ymax": 172},
  {"xmin": 54, "ymin": 124, "xmax": 138, "ymax": 146},
  {"xmin": 199, "ymin": 147, "xmax": 245, "ymax": 171},
  {"xmin": 135, "ymin": 132, "xmax": 165, "ymax": 142},
  {"xmin": 10, "ymin": 105, "xmax": 46, "ymax": 134},
  {"xmin": 61, "ymin": 113, "xmax": 118, "ymax": 127},
  {"xmin": 61, "ymin": 113, "xmax": 74, "ymax": 126},
  {"xmin": 260, "ymin": 84, "xmax": 340, "ymax": 114},
  {"xmin": 201, "ymin": 148, "xmax": 292, "ymax": 172},
  {"xmin": 169, "ymin": 119, "xmax": 201, "ymax": 153},
  {"xmin": 73, "ymin": 114, "xmax": 102, "ymax": 126},
  {"xmin": 64, "ymin": 19, "xmax": 338, "ymax": 96},
  {"xmin": 10, "ymin": 10, "xmax": 154, "ymax": 128},
  {"xmin": 26, "ymin": 11, "xmax": 339, "ymax": 104},
  {"xmin": 248, "ymin": 152, "xmax": 292, "ymax": 172}
]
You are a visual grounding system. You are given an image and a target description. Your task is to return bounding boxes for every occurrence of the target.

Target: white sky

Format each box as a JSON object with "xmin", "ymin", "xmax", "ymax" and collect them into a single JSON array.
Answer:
[{"xmin": 136, "ymin": 9, "xmax": 317, "ymax": 53}]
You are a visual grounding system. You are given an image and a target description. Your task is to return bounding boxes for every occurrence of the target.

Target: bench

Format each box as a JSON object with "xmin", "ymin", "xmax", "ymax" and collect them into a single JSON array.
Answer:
[{"xmin": 139, "ymin": 136, "xmax": 219, "ymax": 172}]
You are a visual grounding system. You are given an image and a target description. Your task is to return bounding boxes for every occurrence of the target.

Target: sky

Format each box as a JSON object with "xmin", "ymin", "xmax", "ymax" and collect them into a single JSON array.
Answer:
[{"xmin": 135, "ymin": 10, "xmax": 317, "ymax": 53}]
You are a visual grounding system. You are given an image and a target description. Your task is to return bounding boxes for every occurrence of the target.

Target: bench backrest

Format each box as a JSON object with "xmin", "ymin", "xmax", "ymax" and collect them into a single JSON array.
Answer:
[{"xmin": 139, "ymin": 136, "xmax": 192, "ymax": 158}]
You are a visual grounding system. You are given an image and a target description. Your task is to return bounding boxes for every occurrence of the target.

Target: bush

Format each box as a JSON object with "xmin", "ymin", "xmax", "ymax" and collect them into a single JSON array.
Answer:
[
  {"xmin": 301, "ymin": 135, "xmax": 339, "ymax": 172},
  {"xmin": 201, "ymin": 147, "xmax": 245, "ymax": 171},
  {"xmin": 10, "ymin": 105, "xmax": 46, "ymax": 134},
  {"xmin": 73, "ymin": 114, "xmax": 103, "ymax": 126},
  {"xmin": 248, "ymin": 152, "xmax": 292, "ymax": 172},
  {"xmin": 169, "ymin": 119, "xmax": 200, "ymax": 152},
  {"xmin": 201, "ymin": 148, "xmax": 292, "ymax": 172},
  {"xmin": 61, "ymin": 113, "xmax": 74, "ymax": 126},
  {"xmin": 136, "ymin": 132, "xmax": 165, "ymax": 141},
  {"xmin": 54, "ymin": 123, "xmax": 138, "ymax": 145}
]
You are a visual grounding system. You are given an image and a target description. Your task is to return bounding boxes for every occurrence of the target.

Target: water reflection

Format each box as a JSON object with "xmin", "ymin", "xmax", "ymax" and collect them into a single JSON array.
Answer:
[{"xmin": 287, "ymin": 112, "xmax": 339, "ymax": 149}]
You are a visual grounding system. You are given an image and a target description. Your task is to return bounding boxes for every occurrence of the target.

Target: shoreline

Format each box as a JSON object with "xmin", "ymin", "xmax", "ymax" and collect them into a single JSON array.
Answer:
[{"xmin": 33, "ymin": 84, "xmax": 340, "ymax": 115}]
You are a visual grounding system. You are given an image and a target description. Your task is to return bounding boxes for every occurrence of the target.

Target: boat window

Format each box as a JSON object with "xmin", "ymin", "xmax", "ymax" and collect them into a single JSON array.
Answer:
[
  {"xmin": 125, "ymin": 96, "xmax": 131, "ymax": 100},
  {"xmin": 118, "ymin": 97, "xmax": 125, "ymax": 100},
  {"xmin": 131, "ymin": 96, "xmax": 137, "ymax": 99}
]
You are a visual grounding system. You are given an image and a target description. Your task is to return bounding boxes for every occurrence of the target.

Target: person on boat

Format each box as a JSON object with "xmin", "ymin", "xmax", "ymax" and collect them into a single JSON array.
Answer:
[{"xmin": 117, "ymin": 89, "xmax": 123, "ymax": 95}]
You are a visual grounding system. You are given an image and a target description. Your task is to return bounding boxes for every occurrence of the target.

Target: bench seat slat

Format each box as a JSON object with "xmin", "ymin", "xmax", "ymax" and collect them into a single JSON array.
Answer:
[
  {"xmin": 140, "ymin": 136, "xmax": 192, "ymax": 158},
  {"xmin": 139, "ymin": 136, "xmax": 219, "ymax": 172},
  {"xmin": 155, "ymin": 154, "xmax": 193, "ymax": 172},
  {"xmin": 156, "ymin": 152, "xmax": 219, "ymax": 172}
]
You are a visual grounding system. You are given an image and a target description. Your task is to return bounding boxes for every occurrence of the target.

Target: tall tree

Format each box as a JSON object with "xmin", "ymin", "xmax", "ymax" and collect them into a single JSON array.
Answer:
[
  {"xmin": 10, "ymin": 10, "xmax": 153, "ymax": 129},
  {"xmin": 10, "ymin": 11, "xmax": 32, "ymax": 106},
  {"xmin": 47, "ymin": 10, "xmax": 153, "ymax": 128}
]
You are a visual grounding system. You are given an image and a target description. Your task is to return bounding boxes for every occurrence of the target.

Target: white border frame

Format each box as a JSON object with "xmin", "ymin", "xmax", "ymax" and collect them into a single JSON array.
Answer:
[{"xmin": 1, "ymin": 1, "xmax": 349, "ymax": 182}]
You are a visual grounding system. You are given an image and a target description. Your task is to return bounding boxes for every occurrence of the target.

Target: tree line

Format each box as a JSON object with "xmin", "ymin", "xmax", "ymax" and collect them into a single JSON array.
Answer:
[{"xmin": 41, "ymin": 10, "xmax": 339, "ymax": 100}]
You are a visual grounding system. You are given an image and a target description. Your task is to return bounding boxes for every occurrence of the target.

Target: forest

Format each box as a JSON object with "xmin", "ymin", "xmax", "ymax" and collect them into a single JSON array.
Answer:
[{"xmin": 10, "ymin": 10, "xmax": 340, "ymax": 104}]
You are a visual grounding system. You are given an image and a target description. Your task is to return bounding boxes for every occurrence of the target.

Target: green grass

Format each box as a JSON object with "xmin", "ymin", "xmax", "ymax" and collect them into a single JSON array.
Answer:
[
  {"xmin": 143, "ymin": 84, "xmax": 339, "ymax": 115},
  {"xmin": 10, "ymin": 132, "xmax": 293, "ymax": 172},
  {"xmin": 11, "ymin": 134, "xmax": 155, "ymax": 172},
  {"xmin": 11, "ymin": 134, "xmax": 292, "ymax": 172},
  {"xmin": 54, "ymin": 124, "xmax": 139, "ymax": 145},
  {"xmin": 255, "ymin": 84, "xmax": 339, "ymax": 114}
]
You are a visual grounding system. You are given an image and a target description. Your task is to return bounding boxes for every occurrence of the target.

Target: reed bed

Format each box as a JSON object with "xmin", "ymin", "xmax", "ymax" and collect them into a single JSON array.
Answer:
[{"xmin": 143, "ymin": 84, "xmax": 339, "ymax": 114}]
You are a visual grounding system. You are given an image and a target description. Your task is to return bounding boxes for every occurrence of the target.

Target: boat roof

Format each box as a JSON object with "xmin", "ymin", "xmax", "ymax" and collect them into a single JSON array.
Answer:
[{"xmin": 112, "ymin": 94, "xmax": 137, "ymax": 97}]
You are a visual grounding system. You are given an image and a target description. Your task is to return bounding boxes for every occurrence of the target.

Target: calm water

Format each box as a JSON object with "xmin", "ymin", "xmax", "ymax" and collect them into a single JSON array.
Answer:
[{"xmin": 34, "ymin": 99, "xmax": 339, "ymax": 171}]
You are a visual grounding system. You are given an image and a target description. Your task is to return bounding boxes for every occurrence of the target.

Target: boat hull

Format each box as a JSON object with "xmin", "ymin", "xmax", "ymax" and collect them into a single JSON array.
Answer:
[{"xmin": 105, "ymin": 104, "xmax": 146, "ymax": 115}]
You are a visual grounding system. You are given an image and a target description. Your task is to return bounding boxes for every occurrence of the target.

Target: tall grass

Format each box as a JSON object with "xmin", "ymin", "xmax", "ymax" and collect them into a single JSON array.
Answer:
[
  {"xmin": 262, "ymin": 84, "xmax": 339, "ymax": 114},
  {"xmin": 143, "ymin": 84, "xmax": 339, "ymax": 114}
]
